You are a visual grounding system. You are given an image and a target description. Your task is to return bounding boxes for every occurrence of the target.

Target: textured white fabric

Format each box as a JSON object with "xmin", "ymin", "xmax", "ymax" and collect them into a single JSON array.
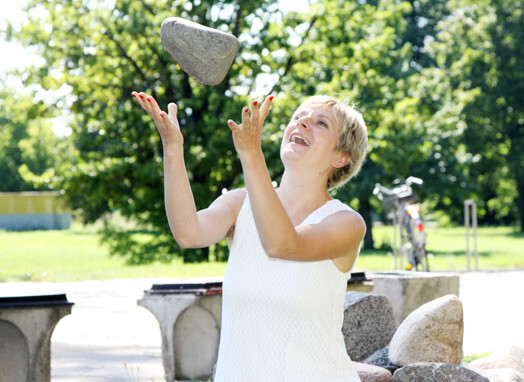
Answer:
[{"xmin": 214, "ymin": 195, "xmax": 361, "ymax": 381}]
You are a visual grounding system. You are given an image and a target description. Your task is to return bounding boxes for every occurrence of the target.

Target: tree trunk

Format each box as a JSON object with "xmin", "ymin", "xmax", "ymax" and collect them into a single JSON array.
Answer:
[
  {"xmin": 360, "ymin": 197, "xmax": 375, "ymax": 249},
  {"xmin": 517, "ymin": 174, "xmax": 524, "ymax": 232}
]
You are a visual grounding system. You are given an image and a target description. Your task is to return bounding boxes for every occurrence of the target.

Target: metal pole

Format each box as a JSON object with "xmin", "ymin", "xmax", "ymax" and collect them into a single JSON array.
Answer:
[
  {"xmin": 473, "ymin": 201, "xmax": 478, "ymax": 270},
  {"xmin": 393, "ymin": 204, "xmax": 398, "ymax": 270},
  {"xmin": 465, "ymin": 200, "xmax": 470, "ymax": 271},
  {"xmin": 464, "ymin": 199, "xmax": 478, "ymax": 271}
]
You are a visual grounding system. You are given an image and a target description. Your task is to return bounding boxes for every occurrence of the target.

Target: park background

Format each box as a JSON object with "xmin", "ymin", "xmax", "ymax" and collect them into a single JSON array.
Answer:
[{"xmin": 1, "ymin": 0, "xmax": 523, "ymax": 281}]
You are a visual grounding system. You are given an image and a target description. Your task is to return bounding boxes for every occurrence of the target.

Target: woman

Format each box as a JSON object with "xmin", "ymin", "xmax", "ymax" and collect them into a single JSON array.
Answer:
[{"xmin": 132, "ymin": 91, "xmax": 368, "ymax": 381}]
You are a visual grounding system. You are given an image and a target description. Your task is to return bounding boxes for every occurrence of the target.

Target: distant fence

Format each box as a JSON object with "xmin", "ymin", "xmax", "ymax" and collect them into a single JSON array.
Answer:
[{"xmin": 0, "ymin": 192, "xmax": 71, "ymax": 230}]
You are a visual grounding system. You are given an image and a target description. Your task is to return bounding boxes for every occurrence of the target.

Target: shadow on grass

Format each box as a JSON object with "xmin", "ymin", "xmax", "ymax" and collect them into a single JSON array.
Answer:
[
  {"xmin": 427, "ymin": 249, "xmax": 491, "ymax": 257},
  {"xmin": 507, "ymin": 230, "xmax": 524, "ymax": 239}
]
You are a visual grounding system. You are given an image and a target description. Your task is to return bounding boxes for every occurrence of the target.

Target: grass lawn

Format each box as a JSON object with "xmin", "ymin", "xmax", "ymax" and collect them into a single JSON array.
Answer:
[{"xmin": 0, "ymin": 223, "xmax": 522, "ymax": 282}]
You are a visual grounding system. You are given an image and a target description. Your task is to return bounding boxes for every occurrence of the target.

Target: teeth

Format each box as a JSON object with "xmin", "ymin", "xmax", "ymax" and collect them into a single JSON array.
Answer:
[{"xmin": 290, "ymin": 133, "xmax": 310, "ymax": 146}]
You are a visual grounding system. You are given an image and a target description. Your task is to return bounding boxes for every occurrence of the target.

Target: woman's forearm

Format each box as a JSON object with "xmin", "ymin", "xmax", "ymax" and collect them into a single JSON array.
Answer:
[
  {"xmin": 163, "ymin": 147, "xmax": 202, "ymax": 248},
  {"xmin": 240, "ymin": 151, "xmax": 298, "ymax": 258}
]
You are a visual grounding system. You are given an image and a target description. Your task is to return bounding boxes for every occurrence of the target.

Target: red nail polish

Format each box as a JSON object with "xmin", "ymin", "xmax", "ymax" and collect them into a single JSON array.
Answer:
[
  {"xmin": 146, "ymin": 97, "xmax": 151, "ymax": 102},
  {"xmin": 244, "ymin": 107, "xmax": 249, "ymax": 112},
  {"xmin": 269, "ymin": 95, "xmax": 274, "ymax": 101},
  {"xmin": 131, "ymin": 93, "xmax": 136, "ymax": 98},
  {"xmin": 139, "ymin": 94, "xmax": 144, "ymax": 98},
  {"xmin": 253, "ymin": 100, "xmax": 258, "ymax": 106}
]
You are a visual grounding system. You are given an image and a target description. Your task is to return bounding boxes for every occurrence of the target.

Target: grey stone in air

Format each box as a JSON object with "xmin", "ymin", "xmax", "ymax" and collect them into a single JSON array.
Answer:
[{"xmin": 161, "ymin": 17, "xmax": 240, "ymax": 86}]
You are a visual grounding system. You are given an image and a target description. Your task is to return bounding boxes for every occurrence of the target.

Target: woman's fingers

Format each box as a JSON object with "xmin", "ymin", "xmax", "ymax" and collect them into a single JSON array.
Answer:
[
  {"xmin": 167, "ymin": 103, "xmax": 179, "ymax": 127},
  {"xmin": 259, "ymin": 95, "xmax": 274, "ymax": 124},
  {"xmin": 146, "ymin": 95, "xmax": 162, "ymax": 116},
  {"xmin": 251, "ymin": 100, "xmax": 260, "ymax": 129},
  {"xmin": 227, "ymin": 119, "xmax": 240, "ymax": 133}
]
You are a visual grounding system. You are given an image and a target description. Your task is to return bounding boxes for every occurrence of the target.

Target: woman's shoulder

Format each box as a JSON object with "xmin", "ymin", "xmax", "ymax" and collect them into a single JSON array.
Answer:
[
  {"xmin": 323, "ymin": 200, "xmax": 366, "ymax": 231},
  {"xmin": 213, "ymin": 188, "xmax": 247, "ymax": 217}
]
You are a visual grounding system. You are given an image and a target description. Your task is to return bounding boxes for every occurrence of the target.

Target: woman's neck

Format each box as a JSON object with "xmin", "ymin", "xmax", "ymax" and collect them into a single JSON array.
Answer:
[{"xmin": 277, "ymin": 170, "xmax": 332, "ymax": 216}]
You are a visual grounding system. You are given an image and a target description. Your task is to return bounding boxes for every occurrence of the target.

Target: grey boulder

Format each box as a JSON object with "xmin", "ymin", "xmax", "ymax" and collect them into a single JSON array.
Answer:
[
  {"xmin": 161, "ymin": 17, "xmax": 240, "ymax": 86},
  {"xmin": 342, "ymin": 292, "xmax": 397, "ymax": 361},
  {"xmin": 392, "ymin": 363, "xmax": 489, "ymax": 382},
  {"xmin": 363, "ymin": 347, "xmax": 401, "ymax": 374}
]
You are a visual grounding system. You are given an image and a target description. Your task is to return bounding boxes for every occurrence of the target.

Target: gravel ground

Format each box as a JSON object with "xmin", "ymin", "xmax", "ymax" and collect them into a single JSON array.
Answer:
[{"xmin": 0, "ymin": 270, "xmax": 523, "ymax": 381}]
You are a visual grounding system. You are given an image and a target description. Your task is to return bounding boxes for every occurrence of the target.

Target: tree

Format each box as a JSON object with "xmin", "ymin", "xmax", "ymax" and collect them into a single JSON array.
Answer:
[
  {"xmin": 427, "ymin": 0, "xmax": 524, "ymax": 230},
  {"xmin": 7, "ymin": 0, "xmax": 286, "ymax": 263},
  {"xmin": 264, "ymin": 0, "xmax": 475, "ymax": 248},
  {"xmin": 0, "ymin": 86, "xmax": 63, "ymax": 192}
]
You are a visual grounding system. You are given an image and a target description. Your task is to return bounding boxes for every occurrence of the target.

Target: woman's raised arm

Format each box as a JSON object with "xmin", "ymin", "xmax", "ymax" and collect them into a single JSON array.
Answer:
[{"xmin": 132, "ymin": 91, "xmax": 242, "ymax": 248}]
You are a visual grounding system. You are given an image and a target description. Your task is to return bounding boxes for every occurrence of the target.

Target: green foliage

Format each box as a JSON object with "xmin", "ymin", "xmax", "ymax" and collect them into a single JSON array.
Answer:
[
  {"xmin": 426, "ymin": 0, "xmax": 524, "ymax": 229},
  {"xmin": 7, "ymin": 0, "xmax": 282, "ymax": 263},
  {"xmin": 0, "ymin": 86, "xmax": 64, "ymax": 191},
  {"xmin": 4, "ymin": 0, "xmax": 522, "ymax": 265}
]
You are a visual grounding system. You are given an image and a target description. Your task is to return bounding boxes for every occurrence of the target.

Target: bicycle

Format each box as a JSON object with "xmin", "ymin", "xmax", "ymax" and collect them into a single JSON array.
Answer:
[{"xmin": 373, "ymin": 176, "xmax": 429, "ymax": 271}]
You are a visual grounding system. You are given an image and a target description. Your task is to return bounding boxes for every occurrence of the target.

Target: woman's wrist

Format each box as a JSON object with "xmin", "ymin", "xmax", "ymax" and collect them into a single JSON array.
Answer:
[
  {"xmin": 239, "ymin": 149, "xmax": 265, "ymax": 168},
  {"xmin": 163, "ymin": 143, "xmax": 184, "ymax": 157}
]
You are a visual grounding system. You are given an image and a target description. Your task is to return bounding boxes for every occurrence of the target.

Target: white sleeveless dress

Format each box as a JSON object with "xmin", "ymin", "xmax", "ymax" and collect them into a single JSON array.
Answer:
[{"xmin": 214, "ymin": 195, "xmax": 361, "ymax": 381}]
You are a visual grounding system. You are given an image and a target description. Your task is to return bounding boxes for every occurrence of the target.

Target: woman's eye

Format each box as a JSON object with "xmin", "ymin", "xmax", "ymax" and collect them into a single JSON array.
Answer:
[{"xmin": 318, "ymin": 120, "xmax": 327, "ymax": 127}]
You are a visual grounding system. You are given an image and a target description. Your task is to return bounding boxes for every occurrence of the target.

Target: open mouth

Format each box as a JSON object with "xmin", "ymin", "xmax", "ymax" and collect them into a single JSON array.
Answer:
[{"xmin": 289, "ymin": 132, "xmax": 311, "ymax": 146}]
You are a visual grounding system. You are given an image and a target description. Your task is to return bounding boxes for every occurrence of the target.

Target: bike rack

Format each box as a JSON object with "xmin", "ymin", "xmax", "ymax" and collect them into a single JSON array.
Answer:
[{"xmin": 464, "ymin": 199, "xmax": 478, "ymax": 271}]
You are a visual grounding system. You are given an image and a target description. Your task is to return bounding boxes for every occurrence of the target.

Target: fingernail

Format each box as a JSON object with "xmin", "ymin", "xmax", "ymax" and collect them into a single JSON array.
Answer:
[
  {"xmin": 146, "ymin": 97, "xmax": 151, "ymax": 102},
  {"xmin": 228, "ymin": 120, "xmax": 233, "ymax": 125},
  {"xmin": 253, "ymin": 100, "xmax": 258, "ymax": 106},
  {"xmin": 139, "ymin": 94, "xmax": 144, "ymax": 98},
  {"xmin": 269, "ymin": 95, "xmax": 274, "ymax": 101},
  {"xmin": 244, "ymin": 107, "xmax": 249, "ymax": 112},
  {"xmin": 131, "ymin": 93, "xmax": 136, "ymax": 98}
]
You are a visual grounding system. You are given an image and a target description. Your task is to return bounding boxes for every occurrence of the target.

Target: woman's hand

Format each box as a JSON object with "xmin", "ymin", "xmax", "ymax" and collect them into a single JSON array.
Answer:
[
  {"xmin": 132, "ymin": 91, "xmax": 183, "ymax": 150},
  {"xmin": 227, "ymin": 95, "xmax": 274, "ymax": 158}
]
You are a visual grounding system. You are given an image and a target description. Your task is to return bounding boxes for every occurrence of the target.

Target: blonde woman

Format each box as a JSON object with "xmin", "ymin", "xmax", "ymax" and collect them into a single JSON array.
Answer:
[{"xmin": 132, "ymin": 91, "xmax": 368, "ymax": 381}]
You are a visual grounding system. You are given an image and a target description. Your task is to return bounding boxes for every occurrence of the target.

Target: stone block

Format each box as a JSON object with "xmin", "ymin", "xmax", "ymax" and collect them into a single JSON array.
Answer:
[
  {"xmin": 389, "ymin": 294, "xmax": 464, "ymax": 366},
  {"xmin": 161, "ymin": 17, "xmax": 240, "ymax": 86},
  {"xmin": 392, "ymin": 363, "xmax": 489, "ymax": 382},
  {"xmin": 342, "ymin": 292, "xmax": 396, "ymax": 361},
  {"xmin": 371, "ymin": 271, "xmax": 460, "ymax": 326}
]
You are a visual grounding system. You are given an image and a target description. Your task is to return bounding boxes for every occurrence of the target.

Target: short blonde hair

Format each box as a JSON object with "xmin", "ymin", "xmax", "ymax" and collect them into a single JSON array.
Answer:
[{"xmin": 298, "ymin": 95, "xmax": 368, "ymax": 189}]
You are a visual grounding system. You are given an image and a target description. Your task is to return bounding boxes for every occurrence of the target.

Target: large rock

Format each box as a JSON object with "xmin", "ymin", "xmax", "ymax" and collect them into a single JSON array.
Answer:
[
  {"xmin": 468, "ymin": 367, "xmax": 524, "ymax": 382},
  {"xmin": 388, "ymin": 294, "xmax": 463, "ymax": 366},
  {"xmin": 392, "ymin": 363, "xmax": 489, "ymax": 382},
  {"xmin": 467, "ymin": 344, "xmax": 524, "ymax": 375},
  {"xmin": 362, "ymin": 347, "xmax": 401, "ymax": 374},
  {"xmin": 353, "ymin": 362, "xmax": 392, "ymax": 382},
  {"xmin": 342, "ymin": 292, "xmax": 397, "ymax": 361},
  {"xmin": 371, "ymin": 271, "xmax": 460, "ymax": 326},
  {"xmin": 161, "ymin": 17, "xmax": 240, "ymax": 86}
]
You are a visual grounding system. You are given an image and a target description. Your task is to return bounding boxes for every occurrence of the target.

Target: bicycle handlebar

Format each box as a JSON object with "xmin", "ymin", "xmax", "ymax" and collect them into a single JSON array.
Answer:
[{"xmin": 373, "ymin": 176, "xmax": 423, "ymax": 199}]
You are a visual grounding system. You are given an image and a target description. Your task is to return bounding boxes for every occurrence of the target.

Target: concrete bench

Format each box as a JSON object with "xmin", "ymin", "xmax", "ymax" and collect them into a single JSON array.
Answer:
[
  {"xmin": 0, "ymin": 294, "xmax": 73, "ymax": 382},
  {"xmin": 138, "ymin": 282, "xmax": 222, "ymax": 382}
]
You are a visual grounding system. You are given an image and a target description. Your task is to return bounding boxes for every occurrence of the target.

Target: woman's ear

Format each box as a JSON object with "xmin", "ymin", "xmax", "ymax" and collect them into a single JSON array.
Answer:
[{"xmin": 332, "ymin": 152, "xmax": 351, "ymax": 169}]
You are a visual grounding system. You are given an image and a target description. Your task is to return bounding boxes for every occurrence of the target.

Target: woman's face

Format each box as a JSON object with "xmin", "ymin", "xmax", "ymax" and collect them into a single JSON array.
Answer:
[{"xmin": 280, "ymin": 103, "xmax": 342, "ymax": 171}]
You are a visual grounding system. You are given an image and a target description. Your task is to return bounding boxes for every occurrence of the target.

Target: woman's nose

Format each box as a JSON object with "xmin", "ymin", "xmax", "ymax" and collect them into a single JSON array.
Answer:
[{"xmin": 297, "ymin": 116, "xmax": 310, "ymax": 130}]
